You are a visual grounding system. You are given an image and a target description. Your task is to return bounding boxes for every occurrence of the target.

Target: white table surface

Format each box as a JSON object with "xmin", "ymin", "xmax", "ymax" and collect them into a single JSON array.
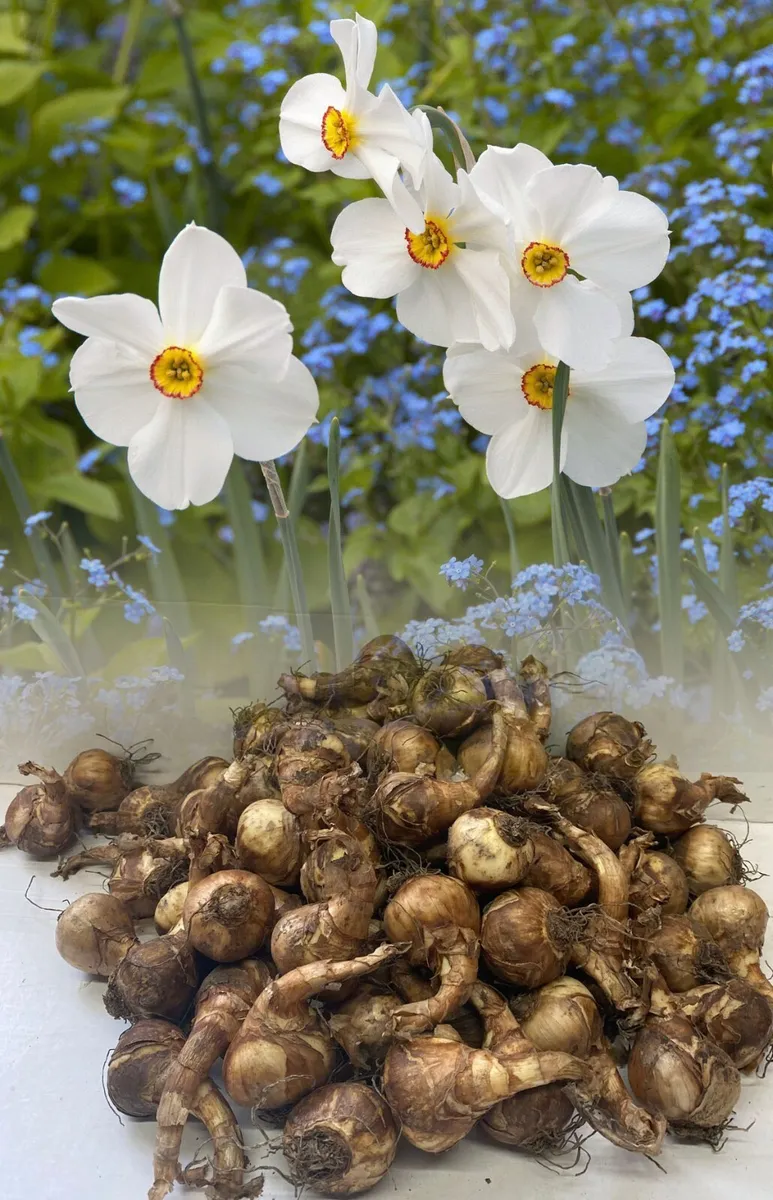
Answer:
[{"xmin": 2, "ymin": 784, "xmax": 773, "ymax": 1200}]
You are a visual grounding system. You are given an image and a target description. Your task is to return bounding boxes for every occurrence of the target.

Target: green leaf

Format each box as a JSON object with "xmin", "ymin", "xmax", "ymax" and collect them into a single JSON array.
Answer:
[
  {"xmin": 327, "ymin": 417, "xmax": 354, "ymax": 670},
  {"xmin": 499, "ymin": 496, "xmax": 520, "ymax": 581},
  {"xmin": 565, "ymin": 481, "xmax": 628, "ymax": 625},
  {"xmin": 45, "ymin": 472, "xmax": 122, "ymax": 520},
  {"xmin": 38, "ymin": 253, "xmax": 118, "ymax": 297},
  {"xmin": 551, "ymin": 361, "xmax": 571, "ymax": 566},
  {"xmin": 129, "ymin": 481, "xmax": 192, "ymax": 637},
  {"xmin": 0, "ymin": 13, "xmax": 30, "ymax": 55},
  {"xmin": 224, "ymin": 459, "xmax": 268, "ymax": 608},
  {"xmin": 719, "ymin": 464, "xmax": 739, "ymax": 610},
  {"xmin": 655, "ymin": 421, "xmax": 683, "ymax": 681},
  {"xmin": 414, "ymin": 105, "xmax": 476, "ymax": 170},
  {"xmin": 0, "ymin": 61, "xmax": 45, "ymax": 105},
  {"xmin": 0, "ymin": 433, "xmax": 61, "ymax": 598},
  {"xmin": 0, "ymin": 640, "xmax": 59, "ymax": 671},
  {"xmin": 34, "ymin": 87, "xmax": 129, "ymax": 145},
  {"xmin": 684, "ymin": 560, "xmax": 738, "ymax": 636},
  {"xmin": 0, "ymin": 204, "xmax": 35, "ymax": 251},
  {"xmin": 15, "ymin": 593, "xmax": 84, "ymax": 676}
]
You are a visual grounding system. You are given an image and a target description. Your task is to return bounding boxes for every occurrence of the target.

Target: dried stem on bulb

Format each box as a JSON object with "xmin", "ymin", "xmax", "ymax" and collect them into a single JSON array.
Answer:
[
  {"xmin": 383, "ymin": 874, "xmax": 481, "ymax": 1036},
  {"xmin": 515, "ymin": 976, "xmax": 667, "ymax": 1155},
  {"xmin": 55, "ymin": 892, "xmax": 137, "ymax": 976},
  {"xmin": 282, "ymin": 1083, "xmax": 399, "ymax": 1196},
  {"xmin": 279, "ymin": 635, "xmax": 419, "ymax": 710},
  {"xmin": 107, "ymin": 1020, "xmax": 248, "ymax": 1200},
  {"xmin": 56, "ymin": 834, "xmax": 190, "ymax": 919},
  {"xmin": 271, "ymin": 832, "xmax": 378, "ymax": 975},
  {"xmin": 690, "ymin": 885, "xmax": 773, "ymax": 1006},
  {"xmin": 632, "ymin": 763, "xmax": 748, "ymax": 835},
  {"xmin": 222, "ymin": 944, "xmax": 404, "ymax": 1111},
  {"xmin": 518, "ymin": 655, "xmax": 552, "ymax": 742},
  {"xmin": 89, "ymin": 757, "xmax": 228, "ymax": 837},
  {"xmin": 150, "ymin": 960, "xmax": 272, "ymax": 1200},
  {"xmin": 1, "ymin": 761, "xmax": 74, "ymax": 857},
  {"xmin": 175, "ymin": 758, "xmax": 253, "ymax": 840},
  {"xmin": 371, "ymin": 709, "xmax": 507, "ymax": 846},
  {"xmin": 459, "ymin": 669, "xmax": 548, "ymax": 793}
]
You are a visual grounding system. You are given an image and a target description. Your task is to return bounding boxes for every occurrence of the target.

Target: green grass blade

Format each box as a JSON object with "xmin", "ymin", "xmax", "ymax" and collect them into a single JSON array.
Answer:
[
  {"xmin": 684, "ymin": 559, "xmax": 738, "ymax": 636},
  {"xmin": 692, "ymin": 526, "xmax": 708, "ymax": 573},
  {"xmin": 356, "ymin": 573, "xmax": 380, "ymax": 642},
  {"xmin": 600, "ymin": 489, "xmax": 623, "ymax": 591},
  {"xmin": 224, "ymin": 460, "xmax": 268, "ymax": 607},
  {"xmin": 327, "ymin": 418, "xmax": 354, "ymax": 670},
  {"xmin": 719, "ymin": 464, "xmax": 739, "ymax": 610},
  {"xmin": 261, "ymin": 460, "xmax": 317, "ymax": 672},
  {"xmin": 162, "ymin": 616, "xmax": 194, "ymax": 715},
  {"xmin": 565, "ymin": 481, "xmax": 628, "ymax": 625},
  {"xmin": 551, "ymin": 362, "xmax": 571, "ymax": 567},
  {"xmin": 561, "ymin": 478, "xmax": 589, "ymax": 563},
  {"xmin": 499, "ymin": 496, "xmax": 520, "ymax": 582},
  {"xmin": 16, "ymin": 594, "xmax": 84, "ymax": 676},
  {"xmin": 128, "ymin": 481, "xmax": 192, "ymax": 637},
  {"xmin": 57, "ymin": 522, "xmax": 103, "ymax": 671},
  {"xmin": 287, "ymin": 440, "xmax": 310, "ymax": 522},
  {"xmin": 619, "ymin": 531, "xmax": 634, "ymax": 611},
  {"xmin": 0, "ymin": 433, "xmax": 61, "ymax": 599},
  {"xmin": 655, "ymin": 421, "xmax": 683, "ymax": 681}
]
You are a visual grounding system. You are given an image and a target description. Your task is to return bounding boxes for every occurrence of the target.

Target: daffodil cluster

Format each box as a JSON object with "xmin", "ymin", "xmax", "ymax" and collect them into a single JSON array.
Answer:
[{"xmin": 282, "ymin": 13, "xmax": 676, "ymax": 498}]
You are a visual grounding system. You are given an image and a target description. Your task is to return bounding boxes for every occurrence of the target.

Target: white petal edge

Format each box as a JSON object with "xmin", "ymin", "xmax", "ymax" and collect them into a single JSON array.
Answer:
[
  {"xmin": 158, "ymin": 224, "xmax": 248, "ymax": 347},
  {"xmin": 470, "ymin": 144, "xmax": 551, "ymax": 243},
  {"xmin": 331, "ymin": 198, "xmax": 418, "ymax": 298},
  {"xmin": 452, "ymin": 249, "xmax": 515, "ymax": 351},
  {"xmin": 207, "ymin": 356, "xmax": 319, "ymax": 461},
  {"xmin": 279, "ymin": 73, "xmax": 348, "ymax": 172},
  {"xmin": 331, "ymin": 14, "xmax": 377, "ymax": 97},
  {"xmin": 69, "ymin": 338, "xmax": 160, "ymax": 445},
  {"xmin": 563, "ymin": 399, "xmax": 648, "ymax": 488},
  {"xmin": 444, "ymin": 346, "xmax": 525, "ymax": 436},
  {"xmin": 486, "ymin": 407, "xmax": 557, "ymax": 498},
  {"xmin": 562, "ymin": 188, "xmax": 671, "ymax": 291},
  {"xmin": 571, "ymin": 336, "xmax": 675, "ymax": 423},
  {"xmin": 127, "ymin": 397, "xmax": 234, "ymax": 510},
  {"xmin": 197, "ymin": 286, "xmax": 292, "ymax": 377},
  {"xmin": 52, "ymin": 294, "xmax": 164, "ymax": 357},
  {"xmin": 534, "ymin": 276, "xmax": 621, "ymax": 372},
  {"xmin": 524, "ymin": 163, "xmax": 609, "ymax": 245}
]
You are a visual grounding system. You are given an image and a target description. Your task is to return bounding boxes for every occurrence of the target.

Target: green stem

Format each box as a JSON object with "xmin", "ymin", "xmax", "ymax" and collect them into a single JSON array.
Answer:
[
  {"xmin": 260, "ymin": 461, "xmax": 316, "ymax": 671},
  {"xmin": 655, "ymin": 420, "xmax": 683, "ymax": 682},
  {"xmin": 499, "ymin": 496, "xmax": 520, "ymax": 582},
  {"xmin": 550, "ymin": 361, "xmax": 571, "ymax": 566},
  {"xmin": 40, "ymin": 0, "xmax": 61, "ymax": 55},
  {"xmin": 600, "ymin": 488, "xmax": 623, "ymax": 592},
  {"xmin": 327, "ymin": 418, "xmax": 354, "ymax": 670},
  {"xmin": 112, "ymin": 0, "xmax": 147, "ymax": 85},
  {"xmin": 164, "ymin": 0, "xmax": 223, "ymax": 231},
  {"xmin": 413, "ymin": 105, "xmax": 476, "ymax": 171}
]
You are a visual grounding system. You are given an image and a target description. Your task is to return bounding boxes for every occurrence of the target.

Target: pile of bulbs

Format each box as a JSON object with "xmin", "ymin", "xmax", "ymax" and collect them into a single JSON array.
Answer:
[{"xmin": 3, "ymin": 635, "xmax": 772, "ymax": 1199}]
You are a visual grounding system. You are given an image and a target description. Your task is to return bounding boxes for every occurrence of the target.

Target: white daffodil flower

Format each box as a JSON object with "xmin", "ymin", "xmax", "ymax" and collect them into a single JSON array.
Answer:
[
  {"xmin": 52, "ymin": 224, "xmax": 318, "ymax": 510},
  {"xmin": 331, "ymin": 153, "xmax": 515, "ymax": 352},
  {"xmin": 470, "ymin": 144, "xmax": 670, "ymax": 372},
  {"xmin": 279, "ymin": 13, "xmax": 428, "ymax": 231},
  {"xmin": 443, "ymin": 332, "xmax": 675, "ymax": 498}
]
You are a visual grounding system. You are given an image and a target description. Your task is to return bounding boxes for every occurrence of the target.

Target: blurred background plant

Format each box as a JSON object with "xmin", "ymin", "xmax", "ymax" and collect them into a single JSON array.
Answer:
[{"xmin": 0, "ymin": 0, "xmax": 771, "ymax": 767}]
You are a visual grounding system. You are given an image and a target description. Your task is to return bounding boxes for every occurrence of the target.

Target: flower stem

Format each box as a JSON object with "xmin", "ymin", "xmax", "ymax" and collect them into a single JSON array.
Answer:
[
  {"xmin": 112, "ymin": 0, "xmax": 147, "ymax": 85},
  {"xmin": 163, "ymin": 0, "xmax": 223, "ymax": 231},
  {"xmin": 260, "ymin": 461, "xmax": 317, "ymax": 671},
  {"xmin": 550, "ymin": 361, "xmax": 571, "ymax": 566}
]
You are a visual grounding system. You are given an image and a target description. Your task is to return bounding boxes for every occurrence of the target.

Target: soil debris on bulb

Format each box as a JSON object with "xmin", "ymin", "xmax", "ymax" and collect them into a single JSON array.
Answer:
[{"xmin": 5, "ymin": 633, "xmax": 773, "ymax": 1196}]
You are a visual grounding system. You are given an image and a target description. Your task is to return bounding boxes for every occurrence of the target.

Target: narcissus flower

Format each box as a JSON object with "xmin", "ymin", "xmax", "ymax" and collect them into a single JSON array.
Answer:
[
  {"xmin": 470, "ymin": 144, "xmax": 670, "ymax": 371},
  {"xmin": 279, "ymin": 14, "xmax": 427, "ymax": 230},
  {"xmin": 331, "ymin": 154, "xmax": 515, "ymax": 351},
  {"xmin": 443, "ymin": 333, "xmax": 674, "ymax": 498},
  {"xmin": 52, "ymin": 224, "xmax": 318, "ymax": 510}
]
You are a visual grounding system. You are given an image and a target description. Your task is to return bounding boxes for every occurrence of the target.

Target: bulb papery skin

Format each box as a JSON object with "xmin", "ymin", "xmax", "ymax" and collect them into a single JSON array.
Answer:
[
  {"xmin": 459, "ymin": 709, "xmax": 548, "ymax": 794},
  {"xmin": 279, "ymin": 635, "xmax": 419, "ymax": 710},
  {"xmin": 674, "ymin": 979, "xmax": 773, "ymax": 1070},
  {"xmin": 236, "ymin": 798, "xmax": 302, "ymax": 885},
  {"xmin": 3, "ymin": 763, "xmax": 74, "ymax": 857},
  {"xmin": 521, "ymin": 830, "xmax": 592, "ymax": 906},
  {"xmin": 632, "ymin": 765, "xmax": 748, "ymax": 836},
  {"xmin": 55, "ymin": 892, "xmax": 137, "ymax": 975},
  {"xmin": 443, "ymin": 644, "xmax": 505, "ymax": 675},
  {"xmin": 328, "ymin": 986, "xmax": 404, "ymax": 1071},
  {"xmin": 89, "ymin": 755, "xmax": 228, "ymax": 837},
  {"xmin": 552, "ymin": 774, "xmax": 631, "ymax": 851},
  {"xmin": 183, "ymin": 869, "xmax": 274, "ymax": 962},
  {"xmin": 647, "ymin": 914, "xmax": 729, "ymax": 993},
  {"xmin": 104, "ymin": 929, "xmax": 198, "ymax": 1021},
  {"xmin": 482, "ymin": 1083, "xmax": 576, "ymax": 1149},
  {"xmin": 629, "ymin": 849, "xmax": 689, "ymax": 917},
  {"xmin": 283, "ymin": 1083, "xmax": 399, "ymax": 1196},
  {"xmin": 690, "ymin": 885, "xmax": 773, "ymax": 1004},
  {"xmin": 481, "ymin": 887, "xmax": 571, "ymax": 988},
  {"xmin": 411, "ymin": 665, "xmax": 489, "ymax": 737},
  {"xmin": 154, "ymin": 881, "xmax": 190, "ymax": 933},
  {"xmin": 63, "ymin": 748, "xmax": 134, "ymax": 813},
  {"xmin": 670, "ymin": 825, "xmax": 742, "ymax": 895},
  {"xmin": 566, "ymin": 712, "xmax": 652, "ymax": 782},
  {"xmin": 366, "ymin": 718, "xmax": 453, "ymax": 779},
  {"xmin": 447, "ymin": 808, "xmax": 535, "ymax": 891},
  {"xmin": 628, "ymin": 1013, "xmax": 741, "ymax": 1129}
]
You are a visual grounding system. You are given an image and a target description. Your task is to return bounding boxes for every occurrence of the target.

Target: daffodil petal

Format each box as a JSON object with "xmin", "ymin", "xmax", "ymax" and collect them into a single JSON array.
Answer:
[
  {"xmin": 571, "ymin": 336, "xmax": 675, "ymax": 423},
  {"xmin": 563, "ymin": 188, "xmax": 671, "ymax": 291},
  {"xmin": 525, "ymin": 163, "xmax": 612, "ymax": 245},
  {"xmin": 331, "ymin": 198, "xmax": 418, "ymax": 297},
  {"xmin": 127, "ymin": 397, "xmax": 233, "ymax": 510},
  {"xmin": 486, "ymin": 407, "xmax": 557, "ymax": 499},
  {"xmin": 197, "ymin": 286, "xmax": 292, "ymax": 376},
  {"xmin": 563, "ymin": 399, "xmax": 647, "ymax": 487},
  {"xmin": 279, "ymin": 73, "xmax": 348, "ymax": 171},
  {"xmin": 207, "ymin": 355, "xmax": 319, "ymax": 461},
  {"xmin": 452, "ymin": 250, "xmax": 515, "ymax": 351},
  {"xmin": 52, "ymin": 294, "xmax": 164, "ymax": 357},
  {"xmin": 331, "ymin": 14, "xmax": 377, "ymax": 95},
  {"xmin": 444, "ymin": 346, "xmax": 524, "ymax": 436},
  {"xmin": 69, "ymin": 338, "xmax": 159, "ymax": 445},
  {"xmin": 158, "ymin": 224, "xmax": 247, "ymax": 346},
  {"xmin": 534, "ymin": 276, "xmax": 621, "ymax": 371},
  {"xmin": 470, "ymin": 144, "xmax": 550, "ymax": 243}
]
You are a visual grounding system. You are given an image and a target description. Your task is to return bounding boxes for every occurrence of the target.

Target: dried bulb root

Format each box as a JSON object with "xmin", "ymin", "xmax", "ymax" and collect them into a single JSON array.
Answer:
[
  {"xmin": 55, "ymin": 892, "xmax": 137, "ymax": 976},
  {"xmin": 283, "ymin": 1083, "xmax": 399, "ymax": 1196}
]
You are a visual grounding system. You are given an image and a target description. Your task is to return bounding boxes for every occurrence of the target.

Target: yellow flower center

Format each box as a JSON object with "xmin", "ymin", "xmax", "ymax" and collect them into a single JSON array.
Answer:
[
  {"xmin": 405, "ymin": 217, "xmax": 452, "ymax": 270},
  {"xmin": 521, "ymin": 241, "xmax": 570, "ymax": 287},
  {"xmin": 321, "ymin": 105, "xmax": 357, "ymax": 159},
  {"xmin": 149, "ymin": 346, "xmax": 204, "ymax": 399},
  {"xmin": 521, "ymin": 362, "xmax": 557, "ymax": 410}
]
